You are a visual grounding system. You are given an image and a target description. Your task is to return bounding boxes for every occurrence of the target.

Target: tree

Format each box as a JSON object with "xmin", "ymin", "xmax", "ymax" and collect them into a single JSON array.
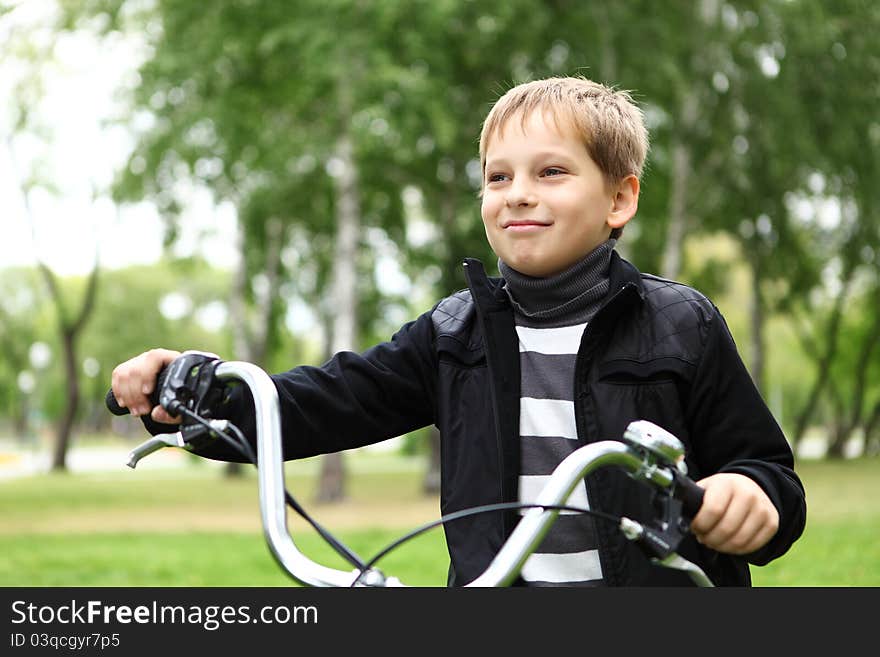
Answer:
[
  {"xmin": 773, "ymin": 0, "xmax": 880, "ymax": 454},
  {"xmin": 54, "ymin": 0, "xmax": 880, "ymax": 466},
  {"xmin": 6, "ymin": 92, "xmax": 101, "ymax": 471}
]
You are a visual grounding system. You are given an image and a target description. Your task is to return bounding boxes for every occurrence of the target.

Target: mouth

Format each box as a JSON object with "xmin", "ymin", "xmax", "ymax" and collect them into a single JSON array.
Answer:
[{"xmin": 501, "ymin": 219, "xmax": 552, "ymax": 231}]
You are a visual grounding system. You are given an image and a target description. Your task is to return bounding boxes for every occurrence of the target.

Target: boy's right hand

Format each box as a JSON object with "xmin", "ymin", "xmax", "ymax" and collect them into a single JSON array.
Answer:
[{"xmin": 111, "ymin": 348, "xmax": 182, "ymax": 424}]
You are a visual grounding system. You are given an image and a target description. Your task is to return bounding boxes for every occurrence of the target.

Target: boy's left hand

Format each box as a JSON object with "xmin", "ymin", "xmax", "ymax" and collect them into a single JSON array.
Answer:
[{"xmin": 690, "ymin": 473, "xmax": 779, "ymax": 555}]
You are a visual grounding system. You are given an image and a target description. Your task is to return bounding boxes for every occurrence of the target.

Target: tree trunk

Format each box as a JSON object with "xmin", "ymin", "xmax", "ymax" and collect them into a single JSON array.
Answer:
[
  {"xmin": 316, "ymin": 130, "xmax": 361, "ymax": 504},
  {"xmin": 226, "ymin": 217, "xmax": 252, "ymax": 479},
  {"xmin": 863, "ymin": 400, "xmax": 880, "ymax": 457},
  {"xmin": 592, "ymin": 4, "xmax": 617, "ymax": 83},
  {"xmin": 790, "ymin": 271, "xmax": 854, "ymax": 451},
  {"xmin": 226, "ymin": 216, "xmax": 284, "ymax": 478},
  {"xmin": 317, "ymin": 451, "xmax": 347, "ymax": 504},
  {"xmin": 229, "ymin": 216, "xmax": 253, "ymax": 366},
  {"xmin": 229, "ymin": 216, "xmax": 284, "ymax": 366},
  {"xmin": 43, "ymin": 264, "xmax": 99, "ymax": 472},
  {"xmin": 660, "ymin": 0, "xmax": 717, "ymax": 280},
  {"xmin": 13, "ymin": 398, "xmax": 30, "ymax": 442},
  {"xmin": 51, "ymin": 330, "xmax": 80, "ymax": 470},
  {"xmin": 824, "ymin": 305, "xmax": 880, "ymax": 460},
  {"xmin": 422, "ymin": 426, "xmax": 442, "ymax": 495},
  {"xmin": 824, "ymin": 386, "xmax": 848, "ymax": 460},
  {"xmin": 825, "ymin": 430, "xmax": 849, "ymax": 459},
  {"xmin": 847, "ymin": 308, "xmax": 880, "ymax": 456},
  {"xmin": 661, "ymin": 131, "xmax": 693, "ymax": 280}
]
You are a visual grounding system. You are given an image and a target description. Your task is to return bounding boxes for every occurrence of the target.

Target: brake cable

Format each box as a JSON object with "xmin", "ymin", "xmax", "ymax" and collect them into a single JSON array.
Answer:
[
  {"xmin": 350, "ymin": 501, "xmax": 622, "ymax": 587},
  {"xmin": 180, "ymin": 405, "xmax": 628, "ymax": 587},
  {"xmin": 178, "ymin": 405, "xmax": 692, "ymax": 588}
]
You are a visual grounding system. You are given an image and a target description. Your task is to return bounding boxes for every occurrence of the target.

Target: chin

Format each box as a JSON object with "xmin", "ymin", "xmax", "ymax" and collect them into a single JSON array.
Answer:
[
  {"xmin": 500, "ymin": 248, "xmax": 557, "ymax": 277},
  {"xmin": 511, "ymin": 261, "xmax": 551, "ymax": 277}
]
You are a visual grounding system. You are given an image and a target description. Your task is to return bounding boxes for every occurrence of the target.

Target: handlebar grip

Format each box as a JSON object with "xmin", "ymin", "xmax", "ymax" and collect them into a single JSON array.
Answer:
[
  {"xmin": 105, "ymin": 366, "xmax": 168, "ymax": 416},
  {"xmin": 674, "ymin": 472, "xmax": 705, "ymax": 519}
]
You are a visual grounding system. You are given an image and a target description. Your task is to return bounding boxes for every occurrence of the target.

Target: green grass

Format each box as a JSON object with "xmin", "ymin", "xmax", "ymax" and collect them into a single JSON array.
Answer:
[
  {"xmin": 751, "ymin": 457, "xmax": 880, "ymax": 586},
  {"xmin": 1, "ymin": 454, "xmax": 877, "ymax": 586},
  {"xmin": 0, "ymin": 530, "xmax": 449, "ymax": 587},
  {"xmin": 0, "ymin": 454, "xmax": 450, "ymax": 587}
]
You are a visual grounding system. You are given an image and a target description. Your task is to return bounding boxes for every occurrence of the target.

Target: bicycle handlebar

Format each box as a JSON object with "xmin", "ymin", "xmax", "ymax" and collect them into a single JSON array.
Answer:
[
  {"xmin": 469, "ymin": 441, "xmax": 656, "ymax": 587},
  {"xmin": 215, "ymin": 362, "xmax": 371, "ymax": 587},
  {"xmin": 114, "ymin": 358, "xmax": 713, "ymax": 587}
]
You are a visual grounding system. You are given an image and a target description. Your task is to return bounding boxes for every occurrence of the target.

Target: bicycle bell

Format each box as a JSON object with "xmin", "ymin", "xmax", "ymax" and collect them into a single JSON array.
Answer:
[{"xmin": 622, "ymin": 420, "xmax": 689, "ymax": 475}]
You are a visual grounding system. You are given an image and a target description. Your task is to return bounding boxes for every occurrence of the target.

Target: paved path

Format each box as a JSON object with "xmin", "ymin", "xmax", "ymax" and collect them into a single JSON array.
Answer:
[{"xmin": 0, "ymin": 442, "xmax": 204, "ymax": 480}]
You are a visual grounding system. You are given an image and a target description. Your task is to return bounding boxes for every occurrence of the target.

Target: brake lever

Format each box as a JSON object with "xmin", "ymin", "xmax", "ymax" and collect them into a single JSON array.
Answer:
[
  {"xmin": 619, "ymin": 515, "xmax": 714, "ymax": 586},
  {"xmin": 126, "ymin": 432, "xmax": 185, "ymax": 468},
  {"xmin": 126, "ymin": 419, "xmax": 234, "ymax": 468},
  {"xmin": 652, "ymin": 553, "xmax": 714, "ymax": 587}
]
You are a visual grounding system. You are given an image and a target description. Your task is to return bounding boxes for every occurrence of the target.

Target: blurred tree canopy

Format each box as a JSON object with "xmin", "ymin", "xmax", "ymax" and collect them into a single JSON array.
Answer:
[{"xmin": 2, "ymin": 0, "xmax": 878, "ymax": 462}]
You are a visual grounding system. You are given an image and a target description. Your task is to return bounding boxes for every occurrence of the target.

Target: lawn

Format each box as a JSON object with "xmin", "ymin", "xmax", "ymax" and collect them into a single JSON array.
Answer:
[
  {"xmin": 751, "ymin": 457, "xmax": 880, "ymax": 586},
  {"xmin": 0, "ymin": 452, "xmax": 876, "ymax": 586}
]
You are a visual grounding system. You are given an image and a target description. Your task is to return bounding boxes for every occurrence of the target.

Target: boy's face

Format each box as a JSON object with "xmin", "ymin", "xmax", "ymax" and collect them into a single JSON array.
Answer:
[{"xmin": 481, "ymin": 111, "xmax": 636, "ymax": 277}]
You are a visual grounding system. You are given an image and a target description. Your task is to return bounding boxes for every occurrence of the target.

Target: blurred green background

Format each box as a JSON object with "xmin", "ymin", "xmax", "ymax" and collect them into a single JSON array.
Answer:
[{"xmin": 1, "ymin": 0, "xmax": 878, "ymax": 586}]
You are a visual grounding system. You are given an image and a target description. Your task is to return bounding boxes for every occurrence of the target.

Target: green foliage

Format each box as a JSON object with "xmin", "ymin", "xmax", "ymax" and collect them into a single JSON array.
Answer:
[{"xmin": 6, "ymin": 0, "xmax": 876, "ymax": 453}]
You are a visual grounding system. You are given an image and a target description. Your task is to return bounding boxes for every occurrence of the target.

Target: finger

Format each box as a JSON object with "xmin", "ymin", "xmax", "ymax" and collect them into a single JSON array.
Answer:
[
  {"xmin": 124, "ymin": 361, "xmax": 151, "ymax": 416},
  {"xmin": 718, "ymin": 513, "xmax": 766, "ymax": 554},
  {"xmin": 110, "ymin": 367, "xmax": 127, "ymax": 409},
  {"xmin": 141, "ymin": 349, "xmax": 179, "ymax": 396},
  {"xmin": 151, "ymin": 405, "xmax": 181, "ymax": 425},
  {"xmin": 720, "ymin": 501, "xmax": 779, "ymax": 554},
  {"xmin": 115, "ymin": 363, "xmax": 147, "ymax": 414},
  {"xmin": 745, "ymin": 520, "xmax": 778, "ymax": 554},
  {"xmin": 690, "ymin": 482, "xmax": 733, "ymax": 535},
  {"xmin": 114, "ymin": 354, "xmax": 152, "ymax": 415},
  {"xmin": 699, "ymin": 499, "xmax": 753, "ymax": 552}
]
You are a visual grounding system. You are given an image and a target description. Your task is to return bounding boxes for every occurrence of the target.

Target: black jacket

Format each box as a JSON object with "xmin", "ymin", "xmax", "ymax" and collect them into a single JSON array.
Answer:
[{"xmin": 178, "ymin": 252, "xmax": 806, "ymax": 586}]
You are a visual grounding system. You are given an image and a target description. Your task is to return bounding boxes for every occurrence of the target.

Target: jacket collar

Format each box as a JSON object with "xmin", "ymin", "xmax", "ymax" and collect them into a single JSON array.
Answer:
[
  {"xmin": 607, "ymin": 250, "xmax": 645, "ymax": 301},
  {"xmin": 463, "ymin": 251, "xmax": 645, "ymax": 312},
  {"xmin": 461, "ymin": 258, "xmax": 508, "ymax": 310}
]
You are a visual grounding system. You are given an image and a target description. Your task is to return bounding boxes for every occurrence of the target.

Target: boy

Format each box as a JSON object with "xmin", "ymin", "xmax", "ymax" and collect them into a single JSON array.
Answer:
[{"xmin": 112, "ymin": 76, "xmax": 806, "ymax": 586}]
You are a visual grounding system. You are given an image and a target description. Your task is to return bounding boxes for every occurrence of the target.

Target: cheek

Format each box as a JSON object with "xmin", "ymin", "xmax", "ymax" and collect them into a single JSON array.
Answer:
[{"xmin": 480, "ymin": 201, "xmax": 495, "ymax": 227}]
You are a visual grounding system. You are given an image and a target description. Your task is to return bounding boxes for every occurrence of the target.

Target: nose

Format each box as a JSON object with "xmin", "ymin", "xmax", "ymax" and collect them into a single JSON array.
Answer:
[{"xmin": 505, "ymin": 176, "xmax": 537, "ymax": 207}]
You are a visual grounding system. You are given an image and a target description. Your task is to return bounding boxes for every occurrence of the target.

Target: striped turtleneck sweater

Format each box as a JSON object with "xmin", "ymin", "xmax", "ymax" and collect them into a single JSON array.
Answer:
[{"xmin": 498, "ymin": 239, "xmax": 615, "ymax": 587}]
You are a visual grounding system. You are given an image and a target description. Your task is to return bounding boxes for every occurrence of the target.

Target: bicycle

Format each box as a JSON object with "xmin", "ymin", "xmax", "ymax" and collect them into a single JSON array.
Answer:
[{"xmin": 106, "ymin": 350, "xmax": 713, "ymax": 587}]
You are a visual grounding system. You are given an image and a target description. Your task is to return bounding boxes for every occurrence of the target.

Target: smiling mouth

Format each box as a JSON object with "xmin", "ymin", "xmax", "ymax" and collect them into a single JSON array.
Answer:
[{"xmin": 502, "ymin": 220, "xmax": 551, "ymax": 231}]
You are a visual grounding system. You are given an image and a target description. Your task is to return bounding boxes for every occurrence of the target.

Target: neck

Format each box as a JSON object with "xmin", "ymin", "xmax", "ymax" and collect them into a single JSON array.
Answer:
[{"xmin": 499, "ymin": 240, "xmax": 616, "ymax": 326}]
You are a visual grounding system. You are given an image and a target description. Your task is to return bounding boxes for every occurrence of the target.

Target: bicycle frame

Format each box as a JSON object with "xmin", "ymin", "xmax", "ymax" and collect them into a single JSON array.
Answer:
[{"xmin": 127, "ymin": 360, "xmax": 713, "ymax": 587}]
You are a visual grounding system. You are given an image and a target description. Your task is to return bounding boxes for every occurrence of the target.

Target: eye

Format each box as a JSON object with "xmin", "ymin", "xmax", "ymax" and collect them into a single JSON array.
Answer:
[
  {"xmin": 541, "ymin": 167, "xmax": 565, "ymax": 177},
  {"xmin": 486, "ymin": 172, "xmax": 509, "ymax": 184}
]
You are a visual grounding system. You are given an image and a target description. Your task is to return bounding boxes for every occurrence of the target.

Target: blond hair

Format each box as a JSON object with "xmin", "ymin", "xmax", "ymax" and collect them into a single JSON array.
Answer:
[{"xmin": 479, "ymin": 76, "xmax": 649, "ymax": 189}]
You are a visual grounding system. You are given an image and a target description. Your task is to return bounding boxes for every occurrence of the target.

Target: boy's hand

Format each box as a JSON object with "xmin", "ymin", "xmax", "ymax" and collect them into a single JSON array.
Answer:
[
  {"xmin": 111, "ymin": 348, "xmax": 182, "ymax": 424},
  {"xmin": 690, "ymin": 473, "xmax": 779, "ymax": 555}
]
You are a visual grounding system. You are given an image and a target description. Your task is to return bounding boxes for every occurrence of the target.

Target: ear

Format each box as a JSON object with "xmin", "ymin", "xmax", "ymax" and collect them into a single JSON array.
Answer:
[{"xmin": 607, "ymin": 175, "xmax": 640, "ymax": 230}]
